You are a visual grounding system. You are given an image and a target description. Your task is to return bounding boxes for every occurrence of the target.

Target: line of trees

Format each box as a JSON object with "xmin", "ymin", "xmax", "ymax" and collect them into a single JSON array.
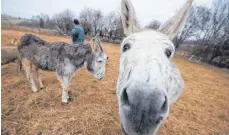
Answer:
[
  {"xmin": 18, "ymin": 8, "xmax": 124, "ymax": 40},
  {"xmin": 173, "ymin": 0, "xmax": 229, "ymax": 48},
  {"xmin": 78, "ymin": 8, "xmax": 124, "ymax": 41},
  {"xmin": 176, "ymin": 0, "xmax": 229, "ymax": 68},
  {"xmin": 145, "ymin": 0, "xmax": 229, "ymax": 68}
]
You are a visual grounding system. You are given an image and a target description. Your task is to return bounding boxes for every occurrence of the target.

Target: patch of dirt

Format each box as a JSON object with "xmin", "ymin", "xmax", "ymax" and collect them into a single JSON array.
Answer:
[{"xmin": 1, "ymin": 29, "xmax": 229, "ymax": 135}]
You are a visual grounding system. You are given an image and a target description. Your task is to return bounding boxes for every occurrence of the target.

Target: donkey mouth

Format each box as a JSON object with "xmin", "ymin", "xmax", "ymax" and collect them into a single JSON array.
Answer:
[
  {"xmin": 121, "ymin": 124, "xmax": 129, "ymax": 135},
  {"xmin": 121, "ymin": 123, "xmax": 155, "ymax": 135},
  {"xmin": 97, "ymin": 75, "xmax": 104, "ymax": 80},
  {"xmin": 93, "ymin": 74, "xmax": 104, "ymax": 80},
  {"xmin": 121, "ymin": 109, "xmax": 163, "ymax": 135},
  {"xmin": 121, "ymin": 124, "xmax": 158, "ymax": 135}
]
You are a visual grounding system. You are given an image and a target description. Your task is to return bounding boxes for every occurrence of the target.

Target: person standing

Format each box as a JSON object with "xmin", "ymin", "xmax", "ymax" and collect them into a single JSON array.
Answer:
[{"xmin": 71, "ymin": 19, "xmax": 85, "ymax": 44}]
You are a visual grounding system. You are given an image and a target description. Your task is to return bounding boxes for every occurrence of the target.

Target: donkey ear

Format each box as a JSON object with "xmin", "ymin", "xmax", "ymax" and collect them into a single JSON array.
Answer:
[
  {"xmin": 95, "ymin": 35, "xmax": 103, "ymax": 52},
  {"xmin": 90, "ymin": 34, "xmax": 102, "ymax": 52},
  {"xmin": 90, "ymin": 36, "xmax": 96, "ymax": 50},
  {"xmin": 158, "ymin": 0, "xmax": 193, "ymax": 40},
  {"xmin": 121, "ymin": 0, "xmax": 139, "ymax": 36}
]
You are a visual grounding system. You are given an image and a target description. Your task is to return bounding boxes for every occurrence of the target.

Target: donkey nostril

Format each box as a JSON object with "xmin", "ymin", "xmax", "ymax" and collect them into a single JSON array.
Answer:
[
  {"xmin": 121, "ymin": 88, "xmax": 130, "ymax": 106},
  {"xmin": 155, "ymin": 116, "xmax": 164, "ymax": 125},
  {"xmin": 161, "ymin": 96, "xmax": 168, "ymax": 113}
]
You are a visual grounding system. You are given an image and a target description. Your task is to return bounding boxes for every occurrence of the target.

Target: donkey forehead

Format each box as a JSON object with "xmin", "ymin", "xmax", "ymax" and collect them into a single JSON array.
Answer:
[
  {"xmin": 122, "ymin": 30, "xmax": 175, "ymax": 50},
  {"xmin": 94, "ymin": 51, "xmax": 107, "ymax": 59}
]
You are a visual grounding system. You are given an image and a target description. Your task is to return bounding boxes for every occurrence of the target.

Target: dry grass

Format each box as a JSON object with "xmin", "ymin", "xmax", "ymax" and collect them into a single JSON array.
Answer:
[{"xmin": 1, "ymin": 29, "xmax": 229, "ymax": 135}]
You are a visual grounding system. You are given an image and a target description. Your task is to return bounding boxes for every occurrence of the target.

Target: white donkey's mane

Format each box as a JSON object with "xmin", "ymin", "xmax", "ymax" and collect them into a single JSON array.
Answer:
[{"xmin": 117, "ymin": 0, "xmax": 193, "ymax": 135}]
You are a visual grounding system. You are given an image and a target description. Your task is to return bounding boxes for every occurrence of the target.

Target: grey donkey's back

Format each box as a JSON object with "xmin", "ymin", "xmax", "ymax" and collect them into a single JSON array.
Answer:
[
  {"xmin": 18, "ymin": 34, "xmax": 47, "ymax": 49},
  {"xmin": 18, "ymin": 34, "xmax": 92, "ymax": 72}
]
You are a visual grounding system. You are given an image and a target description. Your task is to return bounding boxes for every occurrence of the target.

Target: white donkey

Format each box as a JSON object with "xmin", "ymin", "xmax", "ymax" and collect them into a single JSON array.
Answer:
[{"xmin": 117, "ymin": 0, "xmax": 193, "ymax": 134}]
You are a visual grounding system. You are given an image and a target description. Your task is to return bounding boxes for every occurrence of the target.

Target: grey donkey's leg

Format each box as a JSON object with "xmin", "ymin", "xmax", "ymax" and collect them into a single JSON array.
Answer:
[
  {"xmin": 15, "ymin": 58, "xmax": 22, "ymax": 72},
  {"xmin": 22, "ymin": 59, "xmax": 38, "ymax": 92},
  {"xmin": 57, "ymin": 74, "xmax": 73, "ymax": 103},
  {"xmin": 34, "ymin": 67, "xmax": 45, "ymax": 89}
]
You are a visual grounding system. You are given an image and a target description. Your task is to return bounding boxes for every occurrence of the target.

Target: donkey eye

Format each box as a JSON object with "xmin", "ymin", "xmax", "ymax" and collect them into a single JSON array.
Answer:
[
  {"xmin": 165, "ymin": 49, "xmax": 172, "ymax": 58},
  {"xmin": 97, "ymin": 60, "xmax": 103, "ymax": 63},
  {"xmin": 123, "ymin": 43, "xmax": 131, "ymax": 52}
]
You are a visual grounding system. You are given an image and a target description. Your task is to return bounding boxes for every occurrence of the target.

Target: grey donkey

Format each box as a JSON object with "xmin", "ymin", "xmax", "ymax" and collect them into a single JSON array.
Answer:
[
  {"xmin": 117, "ymin": 0, "xmax": 193, "ymax": 135},
  {"xmin": 18, "ymin": 34, "xmax": 108, "ymax": 103}
]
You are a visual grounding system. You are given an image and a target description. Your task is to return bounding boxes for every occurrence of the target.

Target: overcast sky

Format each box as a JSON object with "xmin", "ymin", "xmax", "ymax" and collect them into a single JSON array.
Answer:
[{"xmin": 2, "ymin": 0, "xmax": 212, "ymax": 26}]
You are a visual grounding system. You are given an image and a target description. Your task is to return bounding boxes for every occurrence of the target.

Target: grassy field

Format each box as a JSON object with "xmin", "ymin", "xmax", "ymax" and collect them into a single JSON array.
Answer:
[
  {"xmin": 1, "ymin": 17, "xmax": 26, "ymax": 25},
  {"xmin": 1, "ymin": 29, "xmax": 229, "ymax": 135}
]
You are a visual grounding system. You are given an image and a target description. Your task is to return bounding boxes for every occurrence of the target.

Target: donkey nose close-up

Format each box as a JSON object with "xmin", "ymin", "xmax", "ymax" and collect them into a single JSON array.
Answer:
[
  {"xmin": 120, "ymin": 84, "xmax": 169, "ymax": 134},
  {"xmin": 121, "ymin": 84, "xmax": 168, "ymax": 115}
]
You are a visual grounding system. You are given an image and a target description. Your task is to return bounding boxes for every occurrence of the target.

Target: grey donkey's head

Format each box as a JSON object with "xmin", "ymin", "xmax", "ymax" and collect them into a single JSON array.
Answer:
[
  {"xmin": 117, "ymin": 0, "xmax": 193, "ymax": 135},
  {"xmin": 86, "ymin": 35, "xmax": 108, "ymax": 80}
]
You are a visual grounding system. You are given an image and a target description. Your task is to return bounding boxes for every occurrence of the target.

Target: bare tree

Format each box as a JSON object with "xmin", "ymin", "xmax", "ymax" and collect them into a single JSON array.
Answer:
[
  {"xmin": 172, "ymin": 7, "xmax": 198, "ymax": 48},
  {"xmin": 112, "ymin": 15, "xmax": 124, "ymax": 39},
  {"xmin": 184, "ymin": 0, "xmax": 229, "ymax": 67},
  {"xmin": 52, "ymin": 9, "xmax": 75, "ymax": 34},
  {"xmin": 91, "ymin": 10, "xmax": 103, "ymax": 35},
  {"xmin": 104, "ymin": 11, "xmax": 117, "ymax": 38},
  {"xmin": 39, "ymin": 18, "xmax": 44, "ymax": 28},
  {"xmin": 79, "ymin": 8, "xmax": 93, "ymax": 36},
  {"xmin": 79, "ymin": 8, "xmax": 104, "ymax": 36},
  {"xmin": 103, "ymin": 11, "xmax": 123, "ymax": 39},
  {"xmin": 146, "ymin": 20, "xmax": 161, "ymax": 30},
  {"xmin": 23, "ymin": 13, "xmax": 53, "ymax": 29}
]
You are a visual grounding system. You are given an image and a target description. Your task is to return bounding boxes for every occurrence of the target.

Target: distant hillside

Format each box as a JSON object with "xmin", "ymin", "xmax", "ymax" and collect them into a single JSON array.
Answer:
[
  {"xmin": 1, "ymin": 14, "xmax": 29, "ymax": 25},
  {"xmin": 1, "ymin": 14, "xmax": 60, "ymax": 36}
]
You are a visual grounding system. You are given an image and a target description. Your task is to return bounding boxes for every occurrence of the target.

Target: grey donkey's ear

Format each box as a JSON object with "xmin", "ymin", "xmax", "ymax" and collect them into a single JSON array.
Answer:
[
  {"xmin": 90, "ymin": 34, "xmax": 103, "ymax": 52},
  {"xmin": 95, "ymin": 35, "xmax": 103, "ymax": 52},
  {"xmin": 158, "ymin": 0, "xmax": 193, "ymax": 40},
  {"xmin": 121, "ymin": 0, "xmax": 140, "ymax": 36}
]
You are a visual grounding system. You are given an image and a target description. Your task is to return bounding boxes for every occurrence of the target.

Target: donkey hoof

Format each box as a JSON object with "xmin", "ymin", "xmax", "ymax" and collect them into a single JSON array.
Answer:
[
  {"xmin": 32, "ymin": 88, "xmax": 39, "ymax": 93},
  {"xmin": 67, "ymin": 98, "xmax": 73, "ymax": 104},
  {"xmin": 61, "ymin": 101, "xmax": 72, "ymax": 105},
  {"xmin": 61, "ymin": 99, "xmax": 68, "ymax": 104},
  {"xmin": 61, "ymin": 97, "xmax": 73, "ymax": 104},
  {"xmin": 40, "ymin": 86, "xmax": 45, "ymax": 89},
  {"xmin": 33, "ymin": 90, "xmax": 39, "ymax": 93},
  {"xmin": 68, "ymin": 91, "xmax": 73, "ymax": 102},
  {"xmin": 61, "ymin": 102, "xmax": 68, "ymax": 105}
]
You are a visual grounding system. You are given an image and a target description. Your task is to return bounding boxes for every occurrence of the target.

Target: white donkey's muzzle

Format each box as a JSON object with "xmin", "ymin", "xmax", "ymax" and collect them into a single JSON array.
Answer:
[
  {"xmin": 120, "ymin": 82, "xmax": 169, "ymax": 135},
  {"xmin": 119, "ymin": 59, "xmax": 169, "ymax": 135}
]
